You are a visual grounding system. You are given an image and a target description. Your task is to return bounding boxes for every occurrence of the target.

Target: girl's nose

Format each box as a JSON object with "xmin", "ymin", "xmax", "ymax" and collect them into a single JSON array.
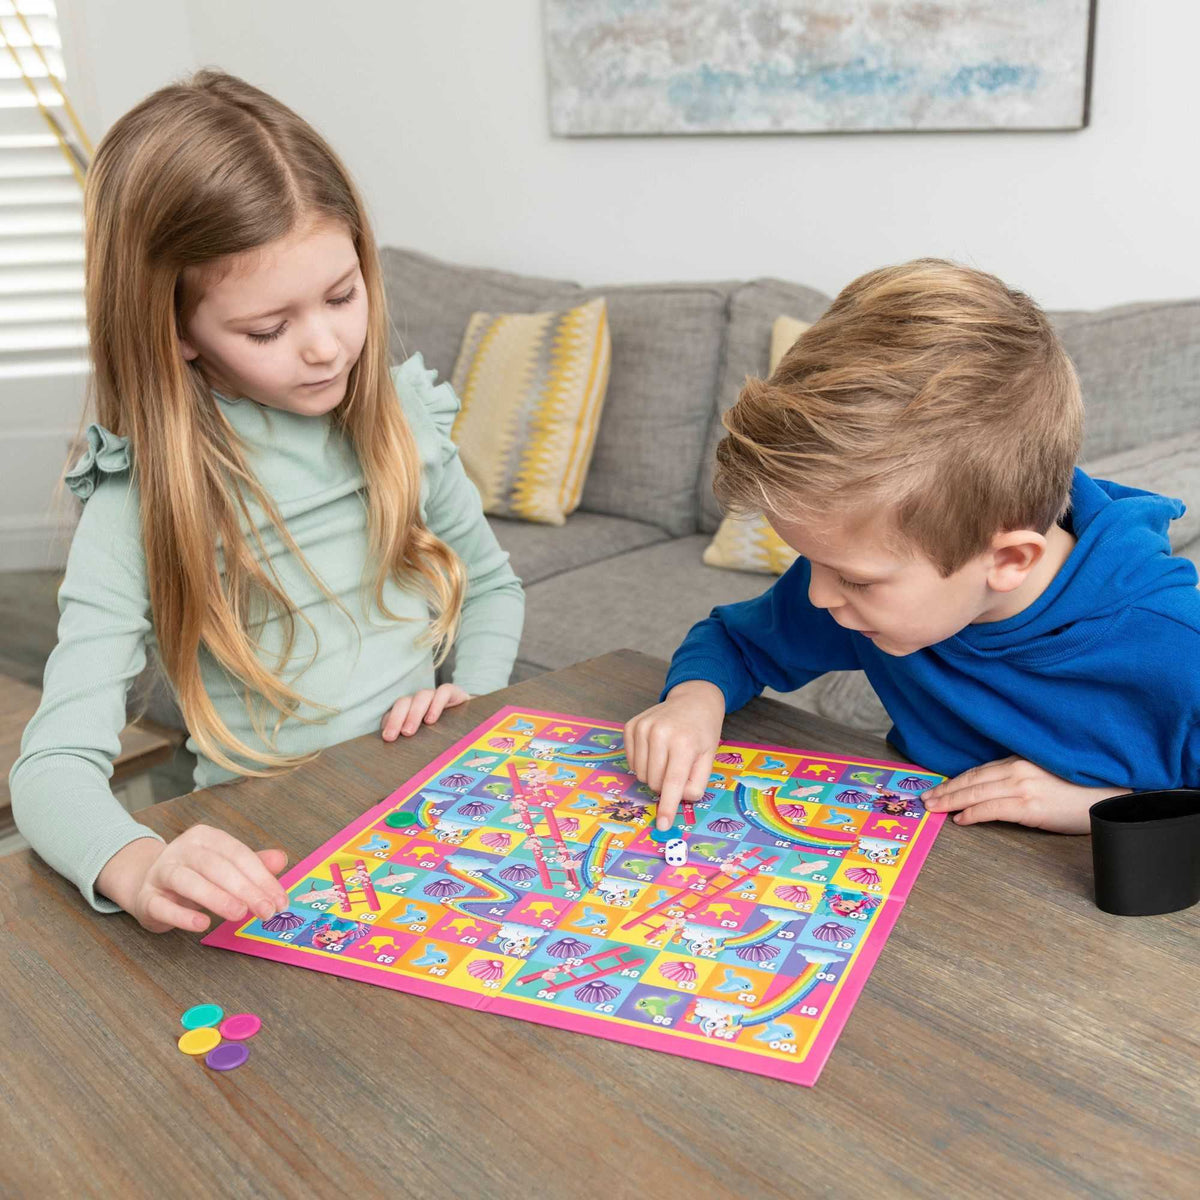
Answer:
[{"xmin": 301, "ymin": 322, "xmax": 340, "ymax": 365}]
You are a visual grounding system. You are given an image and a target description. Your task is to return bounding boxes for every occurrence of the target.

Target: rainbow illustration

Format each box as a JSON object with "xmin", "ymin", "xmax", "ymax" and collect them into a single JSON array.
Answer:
[
  {"xmin": 734, "ymin": 783, "xmax": 857, "ymax": 853},
  {"xmin": 439, "ymin": 855, "xmax": 519, "ymax": 921},
  {"xmin": 722, "ymin": 906, "xmax": 803, "ymax": 949},
  {"xmin": 582, "ymin": 822, "xmax": 629, "ymax": 890},
  {"xmin": 556, "ymin": 745, "xmax": 627, "ymax": 765},
  {"xmin": 411, "ymin": 794, "xmax": 441, "ymax": 830},
  {"xmin": 742, "ymin": 956, "xmax": 824, "ymax": 1026}
]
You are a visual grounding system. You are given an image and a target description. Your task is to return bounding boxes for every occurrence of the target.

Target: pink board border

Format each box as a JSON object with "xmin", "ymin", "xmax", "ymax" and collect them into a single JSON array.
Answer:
[{"xmin": 203, "ymin": 705, "xmax": 945, "ymax": 1085}]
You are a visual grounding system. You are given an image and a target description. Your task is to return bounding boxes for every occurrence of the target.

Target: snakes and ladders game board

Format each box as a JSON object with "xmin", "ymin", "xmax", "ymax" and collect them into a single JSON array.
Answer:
[{"xmin": 203, "ymin": 707, "xmax": 946, "ymax": 1085}]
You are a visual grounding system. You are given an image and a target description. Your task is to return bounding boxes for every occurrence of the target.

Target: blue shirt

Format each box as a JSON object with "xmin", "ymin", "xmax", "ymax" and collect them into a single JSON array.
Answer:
[{"xmin": 666, "ymin": 470, "xmax": 1200, "ymax": 789}]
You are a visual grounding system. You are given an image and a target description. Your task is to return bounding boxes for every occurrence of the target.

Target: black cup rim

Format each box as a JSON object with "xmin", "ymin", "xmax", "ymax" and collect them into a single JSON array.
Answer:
[{"xmin": 1090, "ymin": 788, "xmax": 1200, "ymax": 830}]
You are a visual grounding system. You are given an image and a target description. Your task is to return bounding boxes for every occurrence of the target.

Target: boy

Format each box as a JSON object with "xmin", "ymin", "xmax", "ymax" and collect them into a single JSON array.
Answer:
[{"xmin": 626, "ymin": 260, "xmax": 1200, "ymax": 835}]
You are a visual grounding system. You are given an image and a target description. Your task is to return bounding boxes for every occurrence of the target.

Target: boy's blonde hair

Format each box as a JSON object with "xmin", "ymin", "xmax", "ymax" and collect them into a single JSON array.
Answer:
[
  {"xmin": 85, "ymin": 71, "xmax": 465, "ymax": 776},
  {"xmin": 714, "ymin": 259, "xmax": 1084, "ymax": 575}
]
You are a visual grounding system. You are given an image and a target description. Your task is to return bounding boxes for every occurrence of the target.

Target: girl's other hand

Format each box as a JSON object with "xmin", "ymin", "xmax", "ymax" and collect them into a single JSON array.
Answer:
[
  {"xmin": 381, "ymin": 683, "xmax": 470, "ymax": 741},
  {"xmin": 97, "ymin": 827, "xmax": 289, "ymax": 934}
]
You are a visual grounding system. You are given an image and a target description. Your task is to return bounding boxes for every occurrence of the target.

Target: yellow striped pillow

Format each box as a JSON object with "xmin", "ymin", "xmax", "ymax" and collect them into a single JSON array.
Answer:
[
  {"xmin": 450, "ymin": 297, "xmax": 611, "ymax": 525},
  {"xmin": 703, "ymin": 314, "xmax": 809, "ymax": 574}
]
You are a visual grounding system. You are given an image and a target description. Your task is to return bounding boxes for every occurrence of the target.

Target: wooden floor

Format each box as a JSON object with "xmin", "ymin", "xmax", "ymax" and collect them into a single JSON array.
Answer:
[{"xmin": 0, "ymin": 569, "xmax": 197, "ymax": 802}]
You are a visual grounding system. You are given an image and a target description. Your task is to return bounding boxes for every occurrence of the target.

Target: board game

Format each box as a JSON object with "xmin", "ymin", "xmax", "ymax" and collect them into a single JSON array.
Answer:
[{"xmin": 203, "ymin": 706, "xmax": 947, "ymax": 1085}]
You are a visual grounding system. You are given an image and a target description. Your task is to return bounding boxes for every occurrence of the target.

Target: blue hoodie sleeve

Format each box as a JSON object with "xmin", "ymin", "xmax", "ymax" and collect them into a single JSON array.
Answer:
[{"xmin": 662, "ymin": 558, "xmax": 861, "ymax": 711}]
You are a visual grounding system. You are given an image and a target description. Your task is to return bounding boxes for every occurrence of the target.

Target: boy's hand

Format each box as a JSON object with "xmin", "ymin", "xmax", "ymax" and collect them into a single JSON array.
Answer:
[
  {"xmin": 96, "ymin": 828, "xmax": 289, "ymax": 934},
  {"xmin": 381, "ymin": 683, "xmax": 470, "ymax": 741},
  {"xmin": 624, "ymin": 681, "xmax": 726, "ymax": 831},
  {"xmin": 922, "ymin": 756, "xmax": 1131, "ymax": 834}
]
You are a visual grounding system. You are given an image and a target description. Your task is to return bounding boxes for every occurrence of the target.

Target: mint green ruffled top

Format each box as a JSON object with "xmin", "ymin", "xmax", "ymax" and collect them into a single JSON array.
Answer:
[{"xmin": 9, "ymin": 356, "xmax": 524, "ymax": 912}]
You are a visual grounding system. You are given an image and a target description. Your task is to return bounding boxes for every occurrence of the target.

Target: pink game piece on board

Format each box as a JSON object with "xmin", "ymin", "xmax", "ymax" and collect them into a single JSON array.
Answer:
[{"xmin": 218, "ymin": 1012, "xmax": 261, "ymax": 1040}]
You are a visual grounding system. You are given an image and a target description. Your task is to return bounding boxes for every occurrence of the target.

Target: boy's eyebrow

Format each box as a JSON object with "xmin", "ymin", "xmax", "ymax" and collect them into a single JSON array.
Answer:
[{"xmin": 226, "ymin": 263, "xmax": 359, "ymax": 324}]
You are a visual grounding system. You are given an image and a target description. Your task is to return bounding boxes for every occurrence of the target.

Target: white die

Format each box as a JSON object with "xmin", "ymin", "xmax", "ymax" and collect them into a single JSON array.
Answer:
[{"xmin": 663, "ymin": 838, "xmax": 688, "ymax": 867}]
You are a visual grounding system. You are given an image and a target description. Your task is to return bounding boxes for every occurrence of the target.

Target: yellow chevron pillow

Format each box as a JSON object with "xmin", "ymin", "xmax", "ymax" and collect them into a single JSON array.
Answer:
[
  {"xmin": 703, "ymin": 314, "xmax": 809, "ymax": 574},
  {"xmin": 450, "ymin": 297, "xmax": 611, "ymax": 525}
]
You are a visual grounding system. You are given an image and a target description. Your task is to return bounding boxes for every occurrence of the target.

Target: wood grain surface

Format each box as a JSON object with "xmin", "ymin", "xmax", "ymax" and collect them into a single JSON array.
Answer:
[{"xmin": 1, "ymin": 651, "xmax": 1196, "ymax": 1199}]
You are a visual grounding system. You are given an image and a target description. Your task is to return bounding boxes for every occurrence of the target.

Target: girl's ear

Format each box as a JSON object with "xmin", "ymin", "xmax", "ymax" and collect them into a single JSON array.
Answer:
[{"xmin": 178, "ymin": 333, "xmax": 200, "ymax": 362}]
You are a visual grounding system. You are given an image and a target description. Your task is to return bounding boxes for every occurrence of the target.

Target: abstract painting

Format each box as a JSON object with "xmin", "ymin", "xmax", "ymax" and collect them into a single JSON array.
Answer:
[{"xmin": 544, "ymin": 0, "xmax": 1096, "ymax": 135}]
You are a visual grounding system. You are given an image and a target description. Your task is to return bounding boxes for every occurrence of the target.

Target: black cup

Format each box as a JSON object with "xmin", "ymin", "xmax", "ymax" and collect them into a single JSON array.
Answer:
[{"xmin": 1090, "ymin": 789, "xmax": 1200, "ymax": 916}]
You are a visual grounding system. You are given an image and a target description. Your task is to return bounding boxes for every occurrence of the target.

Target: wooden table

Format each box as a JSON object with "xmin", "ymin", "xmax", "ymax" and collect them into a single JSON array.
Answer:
[
  {"xmin": 1, "ymin": 674, "xmax": 179, "ymax": 853},
  {"xmin": 1, "ymin": 651, "xmax": 1196, "ymax": 1199}
]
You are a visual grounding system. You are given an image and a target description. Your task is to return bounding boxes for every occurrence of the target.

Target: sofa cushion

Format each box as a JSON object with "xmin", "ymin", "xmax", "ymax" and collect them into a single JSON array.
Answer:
[
  {"xmin": 1083, "ymin": 430, "xmax": 1200, "ymax": 551},
  {"xmin": 487, "ymin": 512, "xmax": 669, "ymax": 586},
  {"xmin": 698, "ymin": 279, "xmax": 833, "ymax": 532},
  {"xmin": 381, "ymin": 245, "xmax": 581, "ymax": 383},
  {"xmin": 570, "ymin": 281, "xmax": 734, "ymax": 536},
  {"xmin": 383, "ymin": 247, "xmax": 732, "ymax": 538},
  {"xmin": 1052, "ymin": 299, "xmax": 1200, "ymax": 461}
]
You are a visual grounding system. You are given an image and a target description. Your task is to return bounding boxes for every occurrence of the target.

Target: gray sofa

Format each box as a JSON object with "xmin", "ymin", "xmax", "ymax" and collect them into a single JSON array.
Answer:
[{"xmin": 382, "ymin": 245, "xmax": 1200, "ymax": 737}]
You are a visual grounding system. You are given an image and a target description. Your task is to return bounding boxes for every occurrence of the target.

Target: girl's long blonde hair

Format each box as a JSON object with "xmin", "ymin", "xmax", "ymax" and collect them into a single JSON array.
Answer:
[{"xmin": 84, "ymin": 70, "xmax": 465, "ymax": 775}]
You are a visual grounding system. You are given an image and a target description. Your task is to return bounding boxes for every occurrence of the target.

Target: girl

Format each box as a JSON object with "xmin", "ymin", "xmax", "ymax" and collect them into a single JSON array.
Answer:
[{"xmin": 9, "ymin": 72, "xmax": 524, "ymax": 935}]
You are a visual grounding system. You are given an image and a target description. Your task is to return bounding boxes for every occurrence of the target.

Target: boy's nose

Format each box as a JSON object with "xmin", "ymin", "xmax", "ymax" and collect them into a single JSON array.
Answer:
[{"xmin": 808, "ymin": 569, "xmax": 842, "ymax": 611}]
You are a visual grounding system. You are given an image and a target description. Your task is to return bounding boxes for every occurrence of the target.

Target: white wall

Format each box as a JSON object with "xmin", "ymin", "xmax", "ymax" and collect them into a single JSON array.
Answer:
[
  {"xmin": 6, "ymin": 0, "xmax": 1198, "ymax": 569},
  {"xmin": 187, "ymin": 0, "xmax": 1197, "ymax": 308}
]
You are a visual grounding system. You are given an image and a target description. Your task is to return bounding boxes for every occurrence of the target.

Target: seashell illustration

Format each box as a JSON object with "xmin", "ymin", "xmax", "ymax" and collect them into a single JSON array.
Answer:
[
  {"xmin": 458, "ymin": 800, "xmax": 494, "ymax": 819},
  {"xmin": 812, "ymin": 921, "xmax": 856, "ymax": 943},
  {"xmin": 261, "ymin": 911, "xmax": 305, "ymax": 933},
  {"xmin": 774, "ymin": 884, "xmax": 810, "ymax": 904},
  {"xmin": 707, "ymin": 817, "xmax": 745, "ymax": 836},
  {"xmin": 734, "ymin": 942, "xmax": 780, "ymax": 963},
  {"xmin": 660, "ymin": 960, "xmax": 699, "ymax": 984},
  {"xmin": 545, "ymin": 937, "xmax": 591, "ymax": 959},
  {"xmin": 843, "ymin": 867, "xmax": 882, "ymax": 887},
  {"xmin": 498, "ymin": 863, "xmax": 538, "ymax": 883},
  {"xmin": 479, "ymin": 831, "xmax": 512, "ymax": 851},
  {"xmin": 574, "ymin": 980, "xmax": 621, "ymax": 1004},
  {"xmin": 895, "ymin": 775, "xmax": 933, "ymax": 791},
  {"xmin": 467, "ymin": 959, "xmax": 506, "ymax": 983},
  {"xmin": 423, "ymin": 879, "xmax": 464, "ymax": 898}
]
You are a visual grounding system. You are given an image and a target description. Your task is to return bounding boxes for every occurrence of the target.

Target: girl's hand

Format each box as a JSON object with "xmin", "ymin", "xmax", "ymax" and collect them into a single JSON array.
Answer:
[
  {"xmin": 922, "ymin": 756, "xmax": 1131, "ymax": 835},
  {"xmin": 381, "ymin": 683, "xmax": 470, "ymax": 741},
  {"xmin": 96, "ymin": 827, "xmax": 289, "ymax": 934}
]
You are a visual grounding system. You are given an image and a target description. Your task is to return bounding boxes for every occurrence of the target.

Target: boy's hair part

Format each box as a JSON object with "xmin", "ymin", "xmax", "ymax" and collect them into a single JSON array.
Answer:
[{"xmin": 714, "ymin": 258, "xmax": 1084, "ymax": 575}]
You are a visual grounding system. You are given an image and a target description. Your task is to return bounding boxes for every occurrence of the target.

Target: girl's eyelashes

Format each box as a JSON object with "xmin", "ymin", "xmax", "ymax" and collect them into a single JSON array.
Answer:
[
  {"xmin": 246, "ymin": 286, "xmax": 356, "ymax": 343},
  {"xmin": 839, "ymin": 577, "xmax": 870, "ymax": 592}
]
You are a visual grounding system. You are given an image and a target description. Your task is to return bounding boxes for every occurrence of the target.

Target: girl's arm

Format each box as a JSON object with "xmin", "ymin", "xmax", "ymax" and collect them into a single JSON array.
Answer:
[
  {"xmin": 8, "ymin": 474, "xmax": 165, "ymax": 911},
  {"xmin": 394, "ymin": 357, "xmax": 525, "ymax": 694}
]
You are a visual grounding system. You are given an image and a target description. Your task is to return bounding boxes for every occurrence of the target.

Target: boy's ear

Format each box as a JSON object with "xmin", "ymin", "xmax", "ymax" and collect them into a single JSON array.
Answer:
[{"xmin": 987, "ymin": 530, "xmax": 1046, "ymax": 592}]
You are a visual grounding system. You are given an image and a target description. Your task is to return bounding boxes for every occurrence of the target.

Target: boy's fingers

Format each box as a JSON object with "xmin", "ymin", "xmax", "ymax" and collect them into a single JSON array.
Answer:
[
  {"xmin": 644, "ymin": 734, "xmax": 669, "ymax": 795},
  {"xmin": 382, "ymin": 697, "xmax": 411, "ymax": 742},
  {"xmin": 655, "ymin": 790, "xmax": 682, "ymax": 832},
  {"xmin": 927, "ymin": 778, "xmax": 1013, "ymax": 813},
  {"xmin": 926, "ymin": 757, "xmax": 1016, "ymax": 800},
  {"xmin": 402, "ymin": 691, "xmax": 435, "ymax": 736},
  {"xmin": 953, "ymin": 797, "xmax": 1025, "ymax": 827},
  {"xmin": 656, "ymin": 757, "xmax": 690, "ymax": 828},
  {"xmin": 258, "ymin": 847, "xmax": 288, "ymax": 877},
  {"xmin": 622, "ymin": 719, "xmax": 642, "ymax": 780},
  {"xmin": 682, "ymin": 753, "xmax": 712, "ymax": 801}
]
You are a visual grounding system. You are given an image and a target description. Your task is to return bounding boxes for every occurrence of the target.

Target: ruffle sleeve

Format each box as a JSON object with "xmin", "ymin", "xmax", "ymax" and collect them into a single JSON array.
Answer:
[{"xmin": 63, "ymin": 423, "xmax": 132, "ymax": 502}]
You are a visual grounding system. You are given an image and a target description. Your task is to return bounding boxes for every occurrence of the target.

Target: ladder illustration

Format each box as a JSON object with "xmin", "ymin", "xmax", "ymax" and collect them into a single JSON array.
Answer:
[
  {"xmin": 618, "ymin": 846, "xmax": 778, "ymax": 941},
  {"xmin": 507, "ymin": 762, "xmax": 582, "ymax": 892},
  {"xmin": 516, "ymin": 945, "xmax": 646, "ymax": 993},
  {"xmin": 329, "ymin": 860, "xmax": 380, "ymax": 914}
]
